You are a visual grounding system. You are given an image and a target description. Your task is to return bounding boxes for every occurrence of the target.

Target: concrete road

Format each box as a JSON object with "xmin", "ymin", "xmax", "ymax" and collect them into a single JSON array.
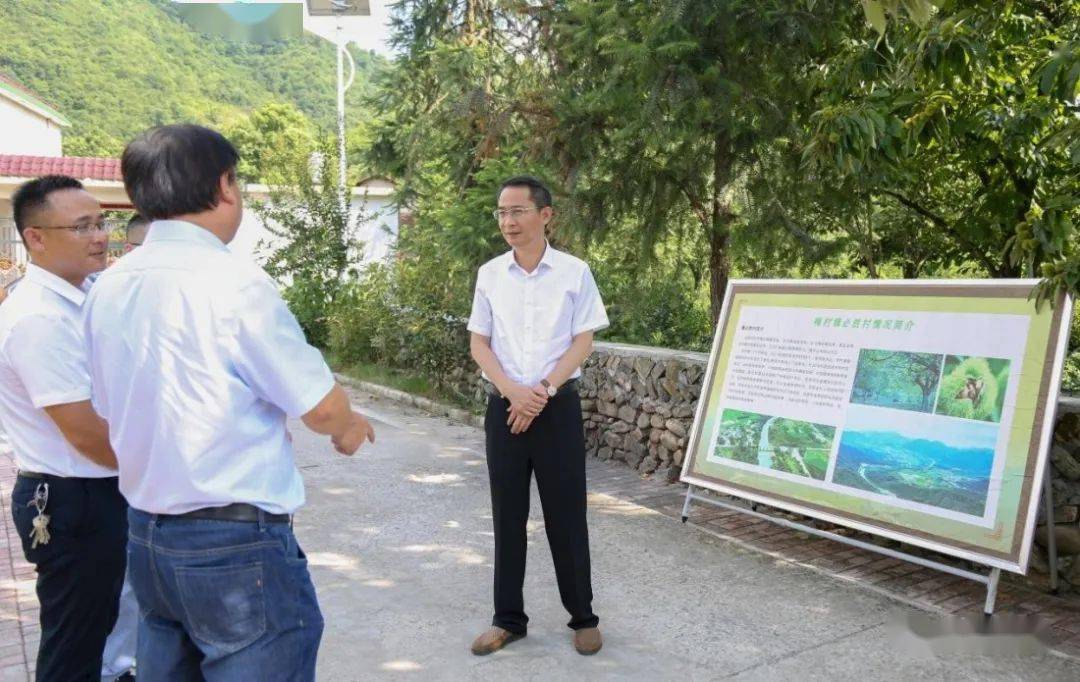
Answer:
[{"xmin": 291, "ymin": 392, "xmax": 1080, "ymax": 681}]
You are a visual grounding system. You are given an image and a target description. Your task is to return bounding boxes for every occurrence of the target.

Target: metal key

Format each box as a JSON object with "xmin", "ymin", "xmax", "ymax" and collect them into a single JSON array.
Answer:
[{"xmin": 26, "ymin": 483, "xmax": 50, "ymax": 548}]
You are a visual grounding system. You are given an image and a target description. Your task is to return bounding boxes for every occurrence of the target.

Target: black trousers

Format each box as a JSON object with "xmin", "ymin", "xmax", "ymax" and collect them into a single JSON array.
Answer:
[
  {"xmin": 485, "ymin": 388, "xmax": 598, "ymax": 635},
  {"xmin": 10, "ymin": 474, "xmax": 128, "ymax": 681}
]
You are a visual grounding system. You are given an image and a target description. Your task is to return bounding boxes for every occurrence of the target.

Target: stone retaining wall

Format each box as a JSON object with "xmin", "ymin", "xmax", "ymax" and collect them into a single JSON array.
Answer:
[{"xmin": 578, "ymin": 341, "xmax": 1080, "ymax": 595}]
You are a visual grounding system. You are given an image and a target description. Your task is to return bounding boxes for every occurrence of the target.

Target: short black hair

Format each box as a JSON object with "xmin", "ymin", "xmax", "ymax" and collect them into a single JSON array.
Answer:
[
  {"xmin": 12, "ymin": 175, "xmax": 84, "ymax": 242},
  {"xmin": 498, "ymin": 175, "xmax": 552, "ymax": 209},
  {"xmin": 121, "ymin": 124, "xmax": 240, "ymax": 220}
]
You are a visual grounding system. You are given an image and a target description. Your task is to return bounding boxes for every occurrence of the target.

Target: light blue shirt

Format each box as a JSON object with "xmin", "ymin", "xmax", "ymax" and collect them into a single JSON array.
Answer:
[{"xmin": 84, "ymin": 220, "xmax": 334, "ymax": 514}]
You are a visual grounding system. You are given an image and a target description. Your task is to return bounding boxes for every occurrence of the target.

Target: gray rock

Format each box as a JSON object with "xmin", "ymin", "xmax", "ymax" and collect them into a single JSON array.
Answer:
[
  {"xmin": 665, "ymin": 360, "xmax": 680, "ymax": 382},
  {"xmin": 597, "ymin": 447, "xmax": 613, "ymax": 461},
  {"xmin": 1055, "ymin": 505, "xmax": 1080, "ymax": 524},
  {"xmin": 641, "ymin": 400, "xmax": 657, "ymax": 414},
  {"xmin": 658, "ymin": 445, "xmax": 671, "ymax": 463},
  {"xmin": 657, "ymin": 404, "xmax": 673, "ymax": 418},
  {"xmin": 673, "ymin": 449, "xmax": 685, "ymax": 466},
  {"xmin": 637, "ymin": 413, "xmax": 651, "ymax": 430},
  {"xmin": 610, "ymin": 421, "xmax": 632, "ymax": 434},
  {"xmin": 665, "ymin": 419, "xmax": 687, "ymax": 438},
  {"xmin": 580, "ymin": 399, "xmax": 596, "ymax": 412},
  {"xmin": 599, "ymin": 401, "xmax": 618, "ymax": 418},
  {"xmin": 603, "ymin": 432, "xmax": 623, "ymax": 449},
  {"xmin": 660, "ymin": 432, "xmax": 679, "ymax": 452},
  {"xmin": 650, "ymin": 429, "xmax": 662, "ymax": 444},
  {"xmin": 1051, "ymin": 444, "xmax": 1080, "ymax": 482},
  {"xmin": 633, "ymin": 356, "xmax": 653, "ymax": 383},
  {"xmin": 1035, "ymin": 524, "xmax": 1080, "ymax": 555},
  {"xmin": 617, "ymin": 405, "xmax": 637, "ymax": 423},
  {"xmin": 650, "ymin": 361, "xmax": 666, "ymax": 381},
  {"xmin": 650, "ymin": 414, "xmax": 666, "ymax": 429},
  {"xmin": 640, "ymin": 456, "xmax": 659, "ymax": 475},
  {"xmin": 674, "ymin": 404, "xmax": 695, "ymax": 419}
]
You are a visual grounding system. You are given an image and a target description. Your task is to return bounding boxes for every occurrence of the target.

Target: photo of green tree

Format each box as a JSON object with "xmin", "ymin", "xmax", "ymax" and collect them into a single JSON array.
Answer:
[
  {"xmin": 713, "ymin": 409, "xmax": 835, "ymax": 480},
  {"xmin": 849, "ymin": 350, "xmax": 944, "ymax": 413},
  {"xmin": 933, "ymin": 355, "xmax": 1011, "ymax": 423}
]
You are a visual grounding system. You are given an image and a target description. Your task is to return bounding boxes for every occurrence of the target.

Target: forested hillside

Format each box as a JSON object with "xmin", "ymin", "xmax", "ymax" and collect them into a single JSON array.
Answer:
[{"xmin": 0, "ymin": 0, "xmax": 383, "ymax": 156}]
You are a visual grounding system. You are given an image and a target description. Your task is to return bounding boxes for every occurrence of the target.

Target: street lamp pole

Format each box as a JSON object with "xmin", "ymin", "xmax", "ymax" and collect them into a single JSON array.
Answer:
[{"xmin": 331, "ymin": 0, "xmax": 356, "ymax": 213}]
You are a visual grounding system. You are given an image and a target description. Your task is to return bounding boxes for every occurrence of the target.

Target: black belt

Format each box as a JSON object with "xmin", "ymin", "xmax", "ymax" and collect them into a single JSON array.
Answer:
[
  {"xmin": 161, "ymin": 503, "xmax": 290, "ymax": 525},
  {"xmin": 18, "ymin": 470, "xmax": 115, "ymax": 481},
  {"xmin": 486, "ymin": 378, "xmax": 579, "ymax": 399}
]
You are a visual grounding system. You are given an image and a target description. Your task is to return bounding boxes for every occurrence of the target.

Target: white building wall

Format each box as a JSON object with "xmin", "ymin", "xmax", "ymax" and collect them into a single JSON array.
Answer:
[
  {"xmin": 227, "ymin": 191, "xmax": 398, "ymax": 268},
  {"xmin": 0, "ymin": 99, "xmax": 63, "ymax": 156}
]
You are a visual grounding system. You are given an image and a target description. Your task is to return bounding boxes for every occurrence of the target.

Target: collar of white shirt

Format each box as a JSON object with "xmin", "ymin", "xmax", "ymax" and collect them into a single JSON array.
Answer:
[
  {"xmin": 144, "ymin": 219, "xmax": 230, "ymax": 251},
  {"xmin": 505, "ymin": 241, "xmax": 557, "ymax": 276},
  {"xmin": 23, "ymin": 263, "xmax": 88, "ymax": 306}
]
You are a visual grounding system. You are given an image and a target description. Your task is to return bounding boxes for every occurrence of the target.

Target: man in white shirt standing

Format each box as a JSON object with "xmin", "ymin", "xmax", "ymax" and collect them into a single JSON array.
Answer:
[
  {"xmin": 84, "ymin": 124, "xmax": 375, "ymax": 681},
  {"xmin": 0, "ymin": 175, "xmax": 126, "ymax": 680},
  {"xmin": 468, "ymin": 176, "xmax": 609, "ymax": 656}
]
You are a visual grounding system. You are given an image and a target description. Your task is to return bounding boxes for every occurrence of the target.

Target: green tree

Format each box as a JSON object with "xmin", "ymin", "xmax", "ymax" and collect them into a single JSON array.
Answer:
[
  {"xmin": 224, "ymin": 101, "xmax": 315, "ymax": 184},
  {"xmin": 545, "ymin": 0, "xmax": 854, "ymax": 321},
  {"xmin": 255, "ymin": 147, "xmax": 361, "ymax": 346}
]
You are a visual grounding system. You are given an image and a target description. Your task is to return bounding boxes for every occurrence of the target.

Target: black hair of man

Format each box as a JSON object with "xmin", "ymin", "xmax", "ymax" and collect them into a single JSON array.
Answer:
[
  {"xmin": 11, "ymin": 175, "xmax": 85, "ymax": 246},
  {"xmin": 498, "ymin": 175, "xmax": 552, "ymax": 210},
  {"xmin": 121, "ymin": 124, "xmax": 240, "ymax": 220}
]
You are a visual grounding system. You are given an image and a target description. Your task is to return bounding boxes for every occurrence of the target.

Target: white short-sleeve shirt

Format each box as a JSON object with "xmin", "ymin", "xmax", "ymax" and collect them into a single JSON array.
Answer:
[
  {"xmin": 468, "ymin": 243, "xmax": 609, "ymax": 386},
  {"xmin": 84, "ymin": 220, "xmax": 335, "ymax": 514},
  {"xmin": 0, "ymin": 264, "xmax": 115, "ymax": 478}
]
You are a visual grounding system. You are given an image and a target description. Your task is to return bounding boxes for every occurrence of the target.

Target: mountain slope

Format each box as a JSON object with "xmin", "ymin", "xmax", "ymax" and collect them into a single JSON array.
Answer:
[{"xmin": 0, "ymin": 0, "xmax": 383, "ymax": 155}]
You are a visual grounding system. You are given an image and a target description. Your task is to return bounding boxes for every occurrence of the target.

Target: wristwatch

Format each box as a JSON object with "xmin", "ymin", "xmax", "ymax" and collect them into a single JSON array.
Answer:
[{"xmin": 540, "ymin": 379, "xmax": 557, "ymax": 397}]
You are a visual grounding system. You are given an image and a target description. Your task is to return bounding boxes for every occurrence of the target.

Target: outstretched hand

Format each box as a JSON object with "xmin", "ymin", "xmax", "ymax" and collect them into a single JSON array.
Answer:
[{"xmin": 332, "ymin": 412, "xmax": 375, "ymax": 455}]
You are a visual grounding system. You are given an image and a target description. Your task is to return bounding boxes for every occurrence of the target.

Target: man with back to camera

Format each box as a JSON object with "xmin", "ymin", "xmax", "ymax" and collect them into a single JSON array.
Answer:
[
  {"xmin": 0, "ymin": 175, "xmax": 126, "ymax": 680},
  {"xmin": 84, "ymin": 124, "xmax": 375, "ymax": 680},
  {"xmin": 468, "ymin": 175, "xmax": 609, "ymax": 656}
]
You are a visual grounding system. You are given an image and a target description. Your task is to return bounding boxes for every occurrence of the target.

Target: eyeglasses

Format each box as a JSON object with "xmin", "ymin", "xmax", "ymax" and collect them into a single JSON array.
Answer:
[
  {"xmin": 492, "ymin": 207, "xmax": 540, "ymax": 221},
  {"xmin": 32, "ymin": 219, "xmax": 115, "ymax": 237}
]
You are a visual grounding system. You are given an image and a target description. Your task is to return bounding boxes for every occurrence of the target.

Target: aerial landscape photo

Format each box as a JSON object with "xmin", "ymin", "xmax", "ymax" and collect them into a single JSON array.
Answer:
[
  {"xmin": 833, "ymin": 406, "xmax": 998, "ymax": 517},
  {"xmin": 712, "ymin": 408, "xmax": 836, "ymax": 480}
]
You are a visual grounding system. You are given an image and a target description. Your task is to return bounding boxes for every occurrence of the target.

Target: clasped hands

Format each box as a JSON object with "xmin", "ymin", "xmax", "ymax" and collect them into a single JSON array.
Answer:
[{"xmin": 504, "ymin": 382, "xmax": 550, "ymax": 434}]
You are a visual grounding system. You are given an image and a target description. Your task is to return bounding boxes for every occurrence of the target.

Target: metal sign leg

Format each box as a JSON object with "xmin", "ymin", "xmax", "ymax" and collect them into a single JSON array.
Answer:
[
  {"xmin": 681, "ymin": 485, "xmax": 694, "ymax": 523},
  {"xmin": 983, "ymin": 567, "xmax": 1001, "ymax": 615},
  {"xmin": 1043, "ymin": 463, "xmax": 1059, "ymax": 594}
]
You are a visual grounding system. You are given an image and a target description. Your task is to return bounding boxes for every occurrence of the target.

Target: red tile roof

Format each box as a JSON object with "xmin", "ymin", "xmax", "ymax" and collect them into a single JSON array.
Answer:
[{"xmin": 0, "ymin": 155, "xmax": 121, "ymax": 182}]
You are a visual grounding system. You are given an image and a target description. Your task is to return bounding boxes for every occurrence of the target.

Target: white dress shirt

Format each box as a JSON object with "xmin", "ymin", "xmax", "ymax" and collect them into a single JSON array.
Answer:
[
  {"xmin": 84, "ymin": 220, "xmax": 335, "ymax": 514},
  {"xmin": 0, "ymin": 264, "xmax": 115, "ymax": 478},
  {"xmin": 468, "ymin": 243, "xmax": 609, "ymax": 387}
]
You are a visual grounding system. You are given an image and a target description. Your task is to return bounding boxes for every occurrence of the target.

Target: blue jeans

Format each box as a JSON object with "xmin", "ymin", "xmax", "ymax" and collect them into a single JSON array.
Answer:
[{"xmin": 127, "ymin": 508, "xmax": 323, "ymax": 681}]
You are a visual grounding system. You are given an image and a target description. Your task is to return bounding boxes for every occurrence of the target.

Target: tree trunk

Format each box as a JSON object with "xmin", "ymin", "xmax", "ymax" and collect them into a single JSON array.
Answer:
[
  {"xmin": 709, "ymin": 227, "xmax": 730, "ymax": 324},
  {"xmin": 708, "ymin": 129, "xmax": 734, "ymax": 324}
]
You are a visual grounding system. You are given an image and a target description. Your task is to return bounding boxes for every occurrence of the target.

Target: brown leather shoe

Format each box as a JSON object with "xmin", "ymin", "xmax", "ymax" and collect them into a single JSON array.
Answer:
[
  {"xmin": 573, "ymin": 627, "xmax": 603, "ymax": 655},
  {"xmin": 470, "ymin": 626, "xmax": 524, "ymax": 656}
]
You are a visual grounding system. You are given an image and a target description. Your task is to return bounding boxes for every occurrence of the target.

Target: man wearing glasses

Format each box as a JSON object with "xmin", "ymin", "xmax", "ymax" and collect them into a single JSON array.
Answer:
[
  {"xmin": 468, "ymin": 176, "xmax": 608, "ymax": 656},
  {"xmin": 0, "ymin": 175, "xmax": 127, "ymax": 679}
]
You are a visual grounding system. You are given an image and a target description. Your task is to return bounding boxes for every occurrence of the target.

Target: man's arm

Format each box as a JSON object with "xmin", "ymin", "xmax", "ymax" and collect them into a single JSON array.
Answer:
[
  {"xmin": 301, "ymin": 384, "xmax": 374, "ymax": 455},
  {"xmin": 43, "ymin": 401, "xmax": 117, "ymax": 469}
]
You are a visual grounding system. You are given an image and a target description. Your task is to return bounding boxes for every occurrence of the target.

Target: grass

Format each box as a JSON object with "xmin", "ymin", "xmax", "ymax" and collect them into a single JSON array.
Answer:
[{"xmin": 325, "ymin": 352, "xmax": 481, "ymax": 413}]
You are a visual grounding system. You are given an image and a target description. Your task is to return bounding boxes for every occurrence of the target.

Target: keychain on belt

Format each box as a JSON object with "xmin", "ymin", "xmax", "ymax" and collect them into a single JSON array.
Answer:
[{"xmin": 26, "ymin": 482, "xmax": 51, "ymax": 548}]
